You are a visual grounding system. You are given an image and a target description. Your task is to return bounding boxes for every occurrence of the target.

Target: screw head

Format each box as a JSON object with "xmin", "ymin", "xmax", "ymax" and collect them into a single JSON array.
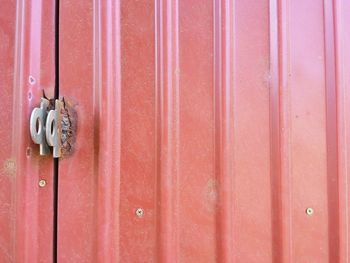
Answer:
[
  {"xmin": 306, "ymin": 207, "xmax": 314, "ymax": 216},
  {"xmin": 38, "ymin": 179, "xmax": 47, "ymax": 188},
  {"xmin": 135, "ymin": 208, "xmax": 144, "ymax": 218}
]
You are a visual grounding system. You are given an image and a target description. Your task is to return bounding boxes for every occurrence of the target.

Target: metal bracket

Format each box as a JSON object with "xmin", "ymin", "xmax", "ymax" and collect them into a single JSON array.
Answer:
[
  {"xmin": 29, "ymin": 98, "xmax": 50, "ymax": 155},
  {"xmin": 30, "ymin": 98, "xmax": 63, "ymax": 158},
  {"xmin": 46, "ymin": 100, "xmax": 63, "ymax": 158}
]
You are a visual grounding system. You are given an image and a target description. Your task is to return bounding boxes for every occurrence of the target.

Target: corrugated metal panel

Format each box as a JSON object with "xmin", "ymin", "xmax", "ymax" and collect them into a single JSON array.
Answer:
[
  {"xmin": 0, "ymin": 0, "xmax": 55, "ymax": 262},
  {"xmin": 1, "ymin": 0, "xmax": 350, "ymax": 262},
  {"xmin": 58, "ymin": 0, "xmax": 350, "ymax": 262}
]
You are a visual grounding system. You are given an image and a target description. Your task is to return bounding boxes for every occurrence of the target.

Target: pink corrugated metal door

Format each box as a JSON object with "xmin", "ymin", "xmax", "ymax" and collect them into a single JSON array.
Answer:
[
  {"xmin": 0, "ymin": 0, "xmax": 56, "ymax": 262},
  {"xmin": 57, "ymin": 0, "xmax": 350, "ymax": 262},
  {"xmin": 1, "ymin": 0, "xmax": 350, "ymax": 262}
]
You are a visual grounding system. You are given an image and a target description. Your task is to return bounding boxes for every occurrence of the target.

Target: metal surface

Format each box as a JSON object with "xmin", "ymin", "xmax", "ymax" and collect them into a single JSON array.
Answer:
[
  {"xmin": 30, "ymin": 98, "xmax": 50, "ymax": 155},
  {"xmin": 30, "ymin": 98, "xmax": 65, "ymax": 158},
  {"xmin": 0, "ymin": 0, "xmax": 56, "ymax": 262},
  {"xmin": 57, "ymin": 0, "xmax": 350, "ymax": 262},
  {"xmin": 46, "ymin": 99, "xmax": 63, "ymax": 158},
  {"xmin": 1, "ymin": 0, "xmax": 350, "ymax": 262},
  {"xmin": 38, "ymin": 179, "xmax": 47, "ymax": 188}
]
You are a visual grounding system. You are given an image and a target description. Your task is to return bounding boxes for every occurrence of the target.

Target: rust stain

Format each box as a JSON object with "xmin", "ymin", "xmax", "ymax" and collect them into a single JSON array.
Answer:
[
  {"xmin": 43, "ymin": 90, "xmax": 56, "ymax": 111},
  {"xmin": 60, "ymin": 97, "xmax": 77, "ymax": 157},
  {"xmin": 43, "ymin": 91, "xmax": 78, "ymax": 157}
]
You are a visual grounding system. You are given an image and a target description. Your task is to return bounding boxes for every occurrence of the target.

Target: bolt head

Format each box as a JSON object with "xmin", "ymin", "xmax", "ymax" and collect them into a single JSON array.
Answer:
[
  {"xmin": 306, "ymin": 207, "xmax": 314, "ymax": 216},
  {"xmin": 38, "ymin": 179, "xmax": 47, "ymax": 188},
  {"xmin": 135, "ymin": 208, "xmax": 144, "ymax": 218}
]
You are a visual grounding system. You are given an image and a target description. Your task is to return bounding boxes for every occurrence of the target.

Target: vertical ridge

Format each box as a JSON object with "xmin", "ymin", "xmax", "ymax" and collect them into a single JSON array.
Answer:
[
  {"xmin": 269, "ymin": 0, "xmax": 292, "ymax": 262},
  {"xmin": 269, "ymin": 0, "xmax": 282, "ymax": 262},
  {"xmin": 94, "ymin": 0, "xmax": 121, "ymax": 262},
  {"xmin": 323, "ymin": 0, "xmax": 340, "ymax": 261},
  {"xmin": 13, "ymin": 0, "xmax": 47, "ymax": 261},
  {"xmin": 156, "ymin": 0, "xmax": 180, "ymax": 261},
  {"xmin": 92, "ymin": 0, "xmax": 101, "ymax": 260},
  {"xmin": 279, "ymin": 0, "xmax": 293, "ymax": 262},
  {"xmin": 13, "ymin": 1, "xmax": 26, "ymax": 262},
  {"xmin": 214, "ymin": 0, "xmax": 234, "ymax": 262},
  {"xmin": 334, "ymin": 0, "xmax": 350, "ymax": 262}
]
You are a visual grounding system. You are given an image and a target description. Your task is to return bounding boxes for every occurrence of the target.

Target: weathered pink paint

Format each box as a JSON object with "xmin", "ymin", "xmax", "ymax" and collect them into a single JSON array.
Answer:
[{"xmin": 1, "ymin": 0, "xmax": 350, "ymax": 262}]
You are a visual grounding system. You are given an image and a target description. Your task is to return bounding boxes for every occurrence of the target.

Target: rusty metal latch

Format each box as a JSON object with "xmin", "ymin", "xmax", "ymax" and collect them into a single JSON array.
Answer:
[{"xmin": 30, "ymin": 97, "xmax": 64, "ymax": 158}]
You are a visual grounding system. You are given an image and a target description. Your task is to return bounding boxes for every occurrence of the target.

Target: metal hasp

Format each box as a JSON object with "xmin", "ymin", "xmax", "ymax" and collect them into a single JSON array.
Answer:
[
  {"xmin": 46, "ymin": 99, "xmax": 63, "ymax": 158},
  {"xmin": 29, "ymin": 98, "xmax": 50, "ymax": 155},
  {"xmin": 30, "ymin": 98, "xmax": 64, "ymax": 158}
]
